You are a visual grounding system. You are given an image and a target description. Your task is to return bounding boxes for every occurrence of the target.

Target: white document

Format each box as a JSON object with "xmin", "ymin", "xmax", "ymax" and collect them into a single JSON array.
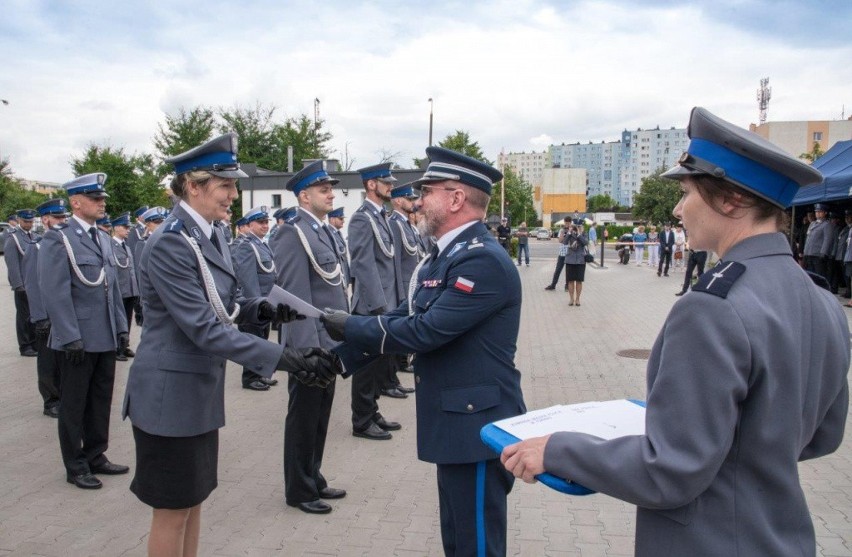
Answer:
[
  {"xmin": 493, "ymin": 400, "xmax": 645, "ymax": 441},
  {"xmin": 267, "ymin": 285, "xmax": 324, "ymax": 319}
]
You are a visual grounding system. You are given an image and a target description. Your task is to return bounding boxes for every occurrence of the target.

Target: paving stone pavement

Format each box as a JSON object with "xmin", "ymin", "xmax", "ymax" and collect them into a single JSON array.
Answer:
[{"xmin": 0, "ymin": 241, "xmax": 850, "ymax": 556}]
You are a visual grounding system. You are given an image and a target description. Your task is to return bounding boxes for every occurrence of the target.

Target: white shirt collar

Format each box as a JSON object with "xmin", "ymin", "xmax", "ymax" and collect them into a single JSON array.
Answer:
[
  {"xmin": 299, "ymin": 206, "xmax": 327, "ymax": 227},
  {"xmin": 72, "ymin": 214, "xmax": 96, "ymax": 231},
  {"xmin": 179, "ymin": 200, "xmax": 213, "ymax": 239},
  {"xmin": 365, "ymin": 198, "xmax": 385, "ymax": 214},
  {"xmin": 393, "ymin": 210, "xmax": 407, "ymax": 220},
  {"xmin": 436, "ymin": 220, "xmax": 478, "ymax": 256}
]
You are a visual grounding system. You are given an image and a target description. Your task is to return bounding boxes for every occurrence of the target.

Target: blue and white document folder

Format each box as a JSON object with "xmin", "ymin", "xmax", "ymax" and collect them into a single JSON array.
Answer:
[{"xmin": 480, "ymin": 399, "xmax": 646, "ymax": 495}]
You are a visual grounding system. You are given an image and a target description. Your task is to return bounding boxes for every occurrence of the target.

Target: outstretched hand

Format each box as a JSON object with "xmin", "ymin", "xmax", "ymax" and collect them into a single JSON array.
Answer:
[{"xmin": 500, "ymin": 435, "xmax": 551, "ymax": 484}]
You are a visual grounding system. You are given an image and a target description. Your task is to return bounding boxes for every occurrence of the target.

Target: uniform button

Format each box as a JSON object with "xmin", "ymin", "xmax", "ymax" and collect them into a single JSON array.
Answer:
[
  {"xmin": 415, "ymin": 375, "xmax": 420, "ymax": 384},
  {"xmin": 466, "ymin": 403, "xmax": 474, "ymax": 412}
]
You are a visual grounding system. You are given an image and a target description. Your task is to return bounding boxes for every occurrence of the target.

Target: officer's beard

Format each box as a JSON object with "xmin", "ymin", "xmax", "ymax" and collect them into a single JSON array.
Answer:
[{"xmin": 418, "ymin": 206, "xmax": 446, "ymax": 238}]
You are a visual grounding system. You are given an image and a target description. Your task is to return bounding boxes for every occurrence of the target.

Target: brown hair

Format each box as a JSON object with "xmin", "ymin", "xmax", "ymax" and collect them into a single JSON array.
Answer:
[
  {"xmin": 460, "ymin": 184, "xmax": 490, "ymax": 213},
  {"xmin": 170, "ymin": 170, "xmax": 214, "ymax": 199},
  {"xmin": 692, "ymin": 175, "xmax": 787, "ymax": 230}
]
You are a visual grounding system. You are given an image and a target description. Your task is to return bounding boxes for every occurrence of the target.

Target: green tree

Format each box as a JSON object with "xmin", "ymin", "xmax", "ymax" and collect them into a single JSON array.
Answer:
[
  {"xmin": 0, "ymin": 159, "xmax": 48, "ymax": 219},
  {"xmin": 218, "ymin": 102, "xmax": 283, "ymax": 171},
  {"xmin": 415, "ymin": 130, "xmax": 491, "ymax": 167},
  {"xmin": 631, "ymin": 170, "xmax": 682, "ymax": 225},
  {"xmin": 273, "ymin": 114, "xmax": 333, "ymax": 171},
  {"xmin": 71, "ymin": 145, "xmax": 169, "ymax": 218},
  {"xmin": 800, "ymin": 141, "xmax": 825, "ymax": 163},
  {"xmin": 153, "ymin": 106, "xmax": 216, "ymax": 174},
  {"xmin": 587, "ymin": 194, "xmax": 619, "ymax": 212},
  {"xmin": 488, "ymin": 166, "xmax": 537, "ymax": 226}
]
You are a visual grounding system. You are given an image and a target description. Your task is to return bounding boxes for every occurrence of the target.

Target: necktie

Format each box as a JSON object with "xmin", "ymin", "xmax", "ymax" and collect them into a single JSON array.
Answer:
[
  {"xmin": 322, "ymin": 224, "xmax": 337, "ymax": 249},
  {"xmin": 89, "ymin": 227, "xmax": 100, "ymax": 248},
  {"xmin": 210, "ymin": 230, "xmax": 222, "ymax": 254}
]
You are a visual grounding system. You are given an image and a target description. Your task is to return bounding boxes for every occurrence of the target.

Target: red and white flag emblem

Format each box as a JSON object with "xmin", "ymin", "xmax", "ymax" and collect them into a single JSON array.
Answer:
[{"xmin": 454, "ymin": 277, "xmax": 475, "ymax": 293}]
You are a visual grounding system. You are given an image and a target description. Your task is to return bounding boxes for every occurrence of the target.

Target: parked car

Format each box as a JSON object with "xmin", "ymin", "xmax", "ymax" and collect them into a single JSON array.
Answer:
[{"xmin": 535, "ymin": 228, "xmax": 551, "ymax": 240}]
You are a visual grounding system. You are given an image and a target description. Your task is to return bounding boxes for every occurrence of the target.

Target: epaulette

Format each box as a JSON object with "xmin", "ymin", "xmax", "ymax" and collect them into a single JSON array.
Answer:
[
  {"xmin": 163, "ymin": 218, "xmax": 184, "ymax": 234},
  {"xmin": 691, "ymin": 261, "xmax": 746, "ymax": 298},
  {"xmin": 53, "ymin": 223, "xmax": 68, "ymax": 230},
  {"xmin": 805, "ymin": 270, "xmax": 830, "ymax": 291},
  {"xmin": 285, "ymin": 214, "xmax": 301, "ymax": 225}
]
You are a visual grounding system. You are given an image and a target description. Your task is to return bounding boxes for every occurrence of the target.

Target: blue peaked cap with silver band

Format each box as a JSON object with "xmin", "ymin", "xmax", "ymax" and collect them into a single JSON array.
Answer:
[
  {"xmin": 286, "ymin": 160, "xmax": 339, "ymax": 195},
  {"xmin": 96, "ymin": 215, "xmax": 112, "ymax": 227},
  {"xmin": 16, "ymin": 208, "xmax": 37, "ymax": 220},
  {"xmin": 165, "ymin": 132, "xmax": 248, "ymax": 179},
  {"xmin": 391, "ymin": 183, "xmax": 418, "ymax": 199},
  {"xmin": 412, "ymin": 146, "xmax": 503, "ymax": 195},
  {"xmin": 141, "ymin": 206, "xmax": 166, "ymax": 223},
  {"xmin": 358, "ymin": 162, "xmax": 397, "ymax": 183},
  {"xmin": 37, "ymin": 198, "xmax": 67, "ymax": 217},
  {"xmin": 111, "ymin": 212, "xmax": 131, "ymax": 227},
  {"xmin": 243, "ymin": 205, "xmax": 269, "ymax": 223},
  {"xmin": 64, "ymin": 172, "xmax": 109, "ymax": 198},
  {"xmin": 134, "ymin": 206, "xmax": 149, "ymax": 218},
  {"xmin": 327, "ymin": 207, "xmax": 345, "ymax": 218},
  {"xmin": 661, "ymin": 107, "xmax": 823, "ymax": 208}
]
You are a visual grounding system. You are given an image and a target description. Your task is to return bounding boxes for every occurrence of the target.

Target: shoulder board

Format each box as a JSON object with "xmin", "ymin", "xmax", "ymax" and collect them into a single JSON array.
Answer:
[
  {"xmin": 286, "ymin": 214, "xmax": 301, "ymax": 224},
  {"xmin": 163, "ymin": 218, "xmax": 185, "ymax": 234},
  {"xmin": 53, "ymin": 223, "xmax": 68, "ymax": 230},
  {"xmin": 691, "ymin": 261, "xmax": 746, "ymax": 299},
  {"xmin": 447, "ymin": 241, "xmax": 467, "ymax": 258},
  {"xmin": 805, "ymin": 270, "xmax": 830, "ymax": 291}
]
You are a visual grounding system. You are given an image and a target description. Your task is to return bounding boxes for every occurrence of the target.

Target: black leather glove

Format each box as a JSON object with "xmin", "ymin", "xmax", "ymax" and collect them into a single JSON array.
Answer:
[
  {"xmin": 276, "ymin": 347, "xmax": 341, "ymax": 388},
  {"xmin": 63, "ymin": 340, "xmax": 85, "ymax": 365},
  {"xmin": 117, "ymin": 332, "xmax": 129, "ymax": 354},
  {"xmin": 321, "ymin": 308, "xmax": 351, "ymax": 342},
  {"xmin": 34, "ymin": 319, "xmax": 51, "ymax": 341},
  {"xmin": 258, "ymin": 302, "xmax": 305, "ymax": 327},
  {"xmin": 134, "ymin": 301, "xmax": 144, "ymax": 326}
]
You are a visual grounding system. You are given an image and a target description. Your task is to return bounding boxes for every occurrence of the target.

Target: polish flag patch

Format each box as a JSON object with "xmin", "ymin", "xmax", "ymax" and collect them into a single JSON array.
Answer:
[{"xmin": 454, "ymin": 277, "xmax": 475, "ymax": 293}]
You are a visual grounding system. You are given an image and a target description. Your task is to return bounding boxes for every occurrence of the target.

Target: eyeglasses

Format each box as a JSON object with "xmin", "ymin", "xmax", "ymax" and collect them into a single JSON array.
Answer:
[{"xmin": 420, "ymin": 185, "xmax": 461, "ymax": 197}]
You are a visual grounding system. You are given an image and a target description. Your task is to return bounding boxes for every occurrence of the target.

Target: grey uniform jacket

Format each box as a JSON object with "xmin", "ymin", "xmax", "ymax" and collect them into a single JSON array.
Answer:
[
  {"xmin": 348, "ymin": 202, "xmax": 398, "ymax": 314},
  {"xmin": 4, "ymin": 228, "xmax": 35, "ymax": 289},
  {"xmin": 330, "ymin": 227, "xmax": 351, "ymax": 287},
  {"xmin": 232, "ymin": 234, "xmax": 276, "ymax": 298},
  {"xmin": 125, "ymin": 224, "xmax": 145, "ymax": 262},
  {"xmin": 21, "ymin": 235, "xmax": 46, "ymax": 321},
  {"xmin": 563, "ymin": 232, "xmax": 589, "ymax": 265},
  {"xmin": 39, "ymin": 220, "xmax": 128, "ymax": 352},
  {"xmin": 269, "ymin": 208, "xmax": 348, "ymax": 349},
  {"xmin": 389, "ymin": 211, "xmax": 421, "ymax": 305},
  {"xmin": 122, "ymin": 204, "xmax": 284, "ymax": 437},
  {"xmin": 544, "ymin": 233, "xmax": 849, "ymax": 557},
  {"xmin": 112, "ymin": 238, "xmax": 139, "ymax": 299},
  {"xmin": 834, "ymin": 225, "xmax": 849, "ymax": 261},
  {"xmin": 803, "ymin": 219, "xmax": 834, "ymax": 257}
]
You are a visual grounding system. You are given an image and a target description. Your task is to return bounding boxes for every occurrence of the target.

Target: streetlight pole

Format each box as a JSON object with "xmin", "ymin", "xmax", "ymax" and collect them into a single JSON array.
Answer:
[
  {"xmin": 428, "ymin": 98, "xmax": 434, "ymax": 147},
  {"xmin": 313, "ymin": 97, "xmax": 320, "ymax": 154},
  {"xmin": 500, "ymin": 149, "xmax": 506, "ymax": 221}
]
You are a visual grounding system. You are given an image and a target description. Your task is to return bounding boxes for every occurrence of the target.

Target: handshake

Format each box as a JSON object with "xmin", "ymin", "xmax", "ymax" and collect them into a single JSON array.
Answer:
[{"xmin": 277, "ymin": 347, "xmax": 343, "ymax": 389}]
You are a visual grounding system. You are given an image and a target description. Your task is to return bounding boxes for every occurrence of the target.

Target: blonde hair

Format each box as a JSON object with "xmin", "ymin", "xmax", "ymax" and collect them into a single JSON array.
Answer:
[{"xmin": 170, "ymin": 170, "xmax": 214, "ymax": 199}]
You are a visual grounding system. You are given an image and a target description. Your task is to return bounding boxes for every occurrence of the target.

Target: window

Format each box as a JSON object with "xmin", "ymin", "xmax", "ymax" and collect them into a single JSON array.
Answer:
[
  {"xmin": 272, "ymin": 194, "xmax": 281, "ymax": 207},
  {"xmin": 813, "ymin": 132, "xmax": 823, "ymax": 141}
]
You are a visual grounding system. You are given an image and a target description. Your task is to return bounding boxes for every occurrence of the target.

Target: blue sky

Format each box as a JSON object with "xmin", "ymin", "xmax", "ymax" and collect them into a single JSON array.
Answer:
[{"xmin": 1, "ymin": 0, "xmax": 850, "ymax": 182}]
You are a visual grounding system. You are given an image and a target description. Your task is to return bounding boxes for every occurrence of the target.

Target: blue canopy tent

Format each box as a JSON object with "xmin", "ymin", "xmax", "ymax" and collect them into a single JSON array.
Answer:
[{"xmin": 791, "ymin": 140, "xmax": 852, "ymax": 206}]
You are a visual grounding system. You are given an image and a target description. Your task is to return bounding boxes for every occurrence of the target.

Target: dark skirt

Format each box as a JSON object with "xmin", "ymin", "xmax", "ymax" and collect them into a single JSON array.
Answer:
[
  {"xmin": 130, "ymin": 426, "xmax": 218, "ymax": 509},
  {"xmin": 566, "ymin": 263, "xmax": 586, "ymax": 282}
]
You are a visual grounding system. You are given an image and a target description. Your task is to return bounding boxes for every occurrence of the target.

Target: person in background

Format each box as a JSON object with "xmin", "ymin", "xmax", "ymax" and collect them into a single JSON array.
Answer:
[
  {"xmin": 673, "ymin": 224, "xmax": 686, "ymax": 270},
  {"xmin": 5, "ymin": 208, "xmax": 39, "ymax": 357},
  {"xmin": 647, "ymin": 225, "xmax": 659, "ymax": 269},
  {"xmin": 110, "ymin": 212, "xmax": 139, "ymax": 361},
  {"xmin": 564, "ymin": 224, "xmax": 588, "ymax": 306},
  {"xmin": 545, "ymin": 217, "xmax": 572, "ymax": 291},
  {"xmin": 496, "ymin": 217, "xmax": 511, "ymax": 253},
  {"xmin": 633, "ymin": 225, "xmax": 647, "ymax": 266},
  {"xmin": 515, "ymin": 221, "xmax": 530, "ymax": 267},
  {"xmin": 587, "ymin": 221, "xmax": 597, "ymax": 249},
  {"xmin": 657, "ymin": 223, "xmax": 675, "ymax": 277}
]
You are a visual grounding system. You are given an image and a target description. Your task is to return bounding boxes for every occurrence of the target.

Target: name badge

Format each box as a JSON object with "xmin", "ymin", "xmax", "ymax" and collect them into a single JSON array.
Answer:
[{"xmin": 422, "ymin": 279, "xmax": 442, "ymax": 288}]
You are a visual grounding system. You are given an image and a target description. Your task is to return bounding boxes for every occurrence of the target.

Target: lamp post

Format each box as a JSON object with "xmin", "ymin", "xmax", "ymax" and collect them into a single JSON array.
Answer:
[{"xmin": 428, "ymin": 98, "xmax": 434, "ymax": 147}]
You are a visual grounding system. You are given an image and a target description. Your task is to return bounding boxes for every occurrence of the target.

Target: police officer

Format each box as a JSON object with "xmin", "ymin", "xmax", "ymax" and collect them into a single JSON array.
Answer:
[
  {"xmin": 122, "ymin": 133, "xmax": 340, "ymax": 555},
  {"xmin": 496, "ymin": 217, "xmax": 511, "ymax": 252},
  {"xmin": 125, "ymin": 205, "xmax": 148, "ymax": 258},
  {"xmin": 96, "ymin": 215, "xmax": 112, "ymax": 234},
  {"xmin": 39, "ymin": 173, "xmax": 130, "ymax": 489},
  {"xmin": 347, "ymin": 162, "xmax": 402, "ymax": 439},
  {"xmin": 323, "ymin": 147, "xmax": 527, "ymax": 556},
  {"xmin": 327, "ymin": 207, "xmax": 351, "ymax": 289},
  {"xmin": 269, "ymin": 161, "xmax": 349, "ymax": 514},
  {"xmin": 218, "ymin": 207, "xmax": 234, "ymax": 246},
  {"xmin": 502, "ymin": 107, "xmax": 849, "ymax": 557},
  {"xmin": 22, "ymin": 199, "xmax": 66, "ymax": 417},
  {"xmin": 133, "ymin": 207, "xmax": 166, "ymax": 269},
  {"xmin": 232, "ymin": 206, "xmax": 278, "ymax": 391},
  {"xmin": 5, "ymin": 208, "xmax": 39, "ymax": 356},
  {"xmin": 803, "ymin": 203, "xmax": 832, "ymax": 278},
  {"xmin": 110, "ymin": 212, "xmax": 139, "ymax": 361}
]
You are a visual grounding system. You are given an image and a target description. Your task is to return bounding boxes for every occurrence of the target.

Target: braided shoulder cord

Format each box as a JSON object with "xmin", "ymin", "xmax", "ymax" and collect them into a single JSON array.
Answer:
[
  {"xmin": 407, "ymin": 253, "xmax": 432, "ymax": 316},
  {"xmin": 113, "ymin": 243, "xmax": 130, "ymax": 269},
  {"xmin": 367, "ymin": 214, "xmax": 394, "ymax": 259},
  {"xmin": 292, "ymin": 226, "xmax": 342, "ymax": 286},
  {"xmin": 59, "ymin": 232, "xmax": 106, "ymax": 287},
  {"xmin": 178, "ymin": 231, "xmax": 240, "ymax": 325},
  {"xmin": 394, "ymin": 220, "xmax": 419, "ymax": 256},
  {"xmin": 249, "ymin": 241, "xmax": 276, "ymax": 274},
  {"xmin": 11, "ymin": 231, "xmax": 25, "ymax": 256}
]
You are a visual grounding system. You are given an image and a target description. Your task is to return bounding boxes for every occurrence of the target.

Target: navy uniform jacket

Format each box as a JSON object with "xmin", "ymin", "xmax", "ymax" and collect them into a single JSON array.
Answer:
[
  {"xmin": 348, "ymin": 201, "xmax": 397, "ymax": 314},
  {"xmin": 330, "ymin": 227, "xmax": 351, "ymax": 288},
  {"xmin": 544, "ymin": 233, "xmax": 849, "ymax": 557},
  {"xmin": 21, "ymin": 234, "xmax": 46, "ymax": 321},
  {"xmin": 389, "ymin": 211, "xmax": 421, "ymax": 305},
  {"xmin": 343, "ymin": 221, "xmax": 526, "ymax": 464},
  {"xmin": 122, "ymin": 203, "xmax": 283, "ymax": 438},
  {"xmin": 270, "ymin": 208, "xmax": 348, "ymax": 349},
  {"xmin": 232, "ymin": 233, "xmax": 275, "ymax": 298},
  {"xmin": 112, "ymin": 238, "xmax": 139, "ymax": 299},
  {"xmin": 4, "ymin": 227, "xmax": 37, "ymax": 289},
  {"xmin": 803, "ymin": 219, "xmax": 834, "ymax": 257},
  {"xmin": 39, "ymin": 220, "xmax": 128, "ymax": 352}
]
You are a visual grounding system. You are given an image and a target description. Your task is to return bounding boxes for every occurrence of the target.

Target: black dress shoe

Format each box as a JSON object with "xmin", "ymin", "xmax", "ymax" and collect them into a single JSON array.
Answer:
[
  {"xmin": 288, "ymin": 499, "xmax": 332, "ymax": 514},
  {"xmin": 115, "ymin": 353, "xmax": 128, "ymax": 361},
  {"xmin": 21, "ymin": 348, "xmax": 37, "ymax": 357},
  {"xmin": 675, "ymin": 290, "xmax": 686, "ymax": 296},
  {"xmin": 374, "ymin": 415, "xmax": 401, "ymax": 431},
  {"xmin": 123, "ymin": 348, "xmax": 135, "ymax": 357},
  {"xmin": 91, "ymin": 461, "xmax": 130, "ymax": 475},
  {"xmin": 381, "ymin": 387, "xmax": 408, "ymax": 399},
  {"xmin": 260, "ymin": 377, "xmax": 278, "ymax": 386},
  {"xmin": 43, "ymin": 406, "xmax": 59, "ymax": 418},
  {"xmin": 243, "ymin": 380, "xmax": 270, "ymax": 391},
  {"xmin": 67, "ymin": 472, "xmax": 102, "ymax": 489},
  {"xmin": 396, "ymin": 385, "xmax": 415, "ymax": 394},
  {"xmin": 353, "ymin": 422, "xmax": 392, "ymax": 440},
  {"xmin": 318, "ymin": 487, "xmax": 347, "ymax": 499},
  {"xmin": 544, "ymin": 285, "xmax": 555, "ymax": 291}
]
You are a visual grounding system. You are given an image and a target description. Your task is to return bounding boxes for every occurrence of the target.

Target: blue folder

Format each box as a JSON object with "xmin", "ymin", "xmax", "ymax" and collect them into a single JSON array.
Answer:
[{"xmin": 480, "ymin": 399, "xmax": 646, "ymax": 495}]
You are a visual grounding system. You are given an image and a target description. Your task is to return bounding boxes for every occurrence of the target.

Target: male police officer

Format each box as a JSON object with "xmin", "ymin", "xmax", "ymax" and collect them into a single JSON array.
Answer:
[
  {"xmin": 5, "ymin": 208, "xmax": 39, "ymax": 356},
  {"xmin": 270, "ymin": 161, "xmax": 348, "ymax": 514},
  {"xmin": 323, "ymin": 147, "xmax": 526, "ymax": 556},
  {"xmin": 327, "ymin": 207, "xmax": 351, "ymax": 289},
  {"xmin": 40, "ymin": 173, "xmax": 130, "ymax": 489},
  {"xmin": 111, "ymin": 213, "xmax": 139, "ymax": 361},
  {"xmin": 23, "ymin": 200, "xmax": 66, "ymax": 417},
  {"xmin": 125, "ymin": 206, "xmax": 148, "ymax": 257},
  {"xmin": 347, "ymin": 163, "xmax": 402, "ymax": 439},
  {"xmin": 232, "ymin": 206, "xmax": 278, "ymax": 391}
]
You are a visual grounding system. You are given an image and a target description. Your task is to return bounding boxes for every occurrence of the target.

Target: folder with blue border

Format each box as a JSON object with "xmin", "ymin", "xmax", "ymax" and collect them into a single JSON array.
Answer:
[{"xmin": 480, "ymin": 399, "xmax": 646, "ymax": 495}]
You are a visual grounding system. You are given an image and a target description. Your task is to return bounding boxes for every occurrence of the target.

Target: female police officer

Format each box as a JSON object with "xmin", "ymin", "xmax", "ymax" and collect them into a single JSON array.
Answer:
[
  {"xmin": 123, "ymin": 133, "xmax": 340, "ymax": 557},
  {"xmin": 501, "ymin": 107, "xmax": 849, "ymax": 557}
]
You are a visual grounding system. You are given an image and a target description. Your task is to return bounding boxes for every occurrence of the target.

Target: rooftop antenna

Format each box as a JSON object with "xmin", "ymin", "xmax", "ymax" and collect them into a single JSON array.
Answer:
[{"xmin": 757, "ymin": 77, "xmax": 771, "ymax": 125}]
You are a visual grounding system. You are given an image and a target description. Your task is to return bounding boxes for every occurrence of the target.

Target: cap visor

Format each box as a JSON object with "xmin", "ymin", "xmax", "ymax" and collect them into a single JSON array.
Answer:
[
  {"xmin": 82, "ymin": 191, "xmax": 110, "ymax": 199},
  {"xmin": 410, "ymin": 176, "xmax": 449, "ymax": 190},
  {"xmin": 211, "ymin": 168, "xmax": 249, "ymax": 179},
  {"xmin": 660, "ymin": 165, "xmax": 703, "ymax": 181}
]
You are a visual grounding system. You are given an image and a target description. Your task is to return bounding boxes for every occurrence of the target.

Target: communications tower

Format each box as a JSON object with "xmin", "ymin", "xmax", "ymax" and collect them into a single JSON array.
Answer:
[{"xmin": 757, "ymin": 78, "xmax": 771, "ymax": 125}]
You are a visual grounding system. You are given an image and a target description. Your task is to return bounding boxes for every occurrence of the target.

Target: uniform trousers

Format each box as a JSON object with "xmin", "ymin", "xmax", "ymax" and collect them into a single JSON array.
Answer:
[
  {"xmin": 122, "ymin": 296, "xmax": 137, "ymax": 340},
  {"xmin": 437, "ymin": 459, "xmax": 514, "ymax": 557},
  {"xmin": 57, "ymin": 351, "xmax": 116, "ymax": 476},
  {"xmin": 351, "ymin": 353, "xmax": 396, "ymax": 430},
  {"xmin": 239, "ymin": 322, "xmax": 270, "ymax": 385},
  {"xmin": 35, "ymin": 329, "xmax": 61, "ymax": 410},
  {"xmin": 284, "ymin": 375, "xmax": 335, "ymax": 504},
  {"xmin": 14, "ymin": 289, "xmax": 35, "ymax": 353},
  {"xmin": 805, "ymin": 255, "xmax": 827, "ymax": 279},
  {"xmin": 657, "ymin": 249, "xmax": 672, "ymax": 275}
]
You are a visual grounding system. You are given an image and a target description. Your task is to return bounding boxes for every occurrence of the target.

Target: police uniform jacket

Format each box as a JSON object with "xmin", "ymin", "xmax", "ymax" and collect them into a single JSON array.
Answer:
[
  {"xmin": 543, "ymin": 233, "xmax": 849, "ymax": 557},
  {"xmin": 122, "ymin": 203, "xmax": 283, "ymax": 437},
  {"xmin": 844, "ymin": 228, "xmax": 852, "ymax": 263},
  {"xmin": 232, "ymin": 233, "xmax": 275, "ymax": 298},
  {"xmin": 348, "ymin": 201, "xmax": 397, "ymax": 314},
  {"xmin": 330, "ymin": 227, "xmax": 352, "ymax": 287},
  {"xmin": 21, "ymin": 234, "xmax": 46, "ymax": 321},
  {"xmin": 803, "ymin": 219, "xmax": 833, "ymax": 257},
  {"xmin": 343, "ymin": 221, "xmax": 526, "ymax": 464},
  {"xmin": 125, "ymin": 223, "xmax": 145, "ymax": 260},
  {"xmin": 4, "ymin": 227, "xmax": 37, "ymax": 289},
  {"xmin": 39, "ymin": 219, "xmax": 128, "ymax": 352},
  {"xmin": 834, "ymin": 225, "xmax": 849, "ymax": 261},
  {"xmin": 112, "ymin": 238, "xmax": 139, "ymax": 299},
  {"xmin": 270, "ymin": 208, "xmax": 348, "ymax": 349},
  {"xmin": 563, "ymin": 232, "xmax": 589, "ymax": 265},
  {"xmin": 389, "ymin": 211, "xmax": 421, "ymax": 305}
]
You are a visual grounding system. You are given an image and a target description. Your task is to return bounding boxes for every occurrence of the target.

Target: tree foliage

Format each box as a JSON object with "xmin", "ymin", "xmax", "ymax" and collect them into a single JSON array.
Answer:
[
  {"xmin": 273, "ymin": 113, "xmax": 333, "ymax": 170},
  {"xmin": 415, "ymin": 130, "xmax": 491, "ymax": 167},
  {"xmin": 488, "ymin": 166, "xmax": 537, "ymax": 226},
  {"xmin": 0, "ymin": 160, "xmax": 48, "ymax": 219},
  {"xmin": 153, "ymin": 106, "xmax": 216, "ymax": 174},
  {"xmin": 800, "ymin": 141, "xmax": 825, "ymax": 163},
  {"xmin": 631, "ymin": 170, "xmax": 682, "ymax": 225},
  {"xmin": 587, "ymin": 194, "xmax": 620, "ymax": 212}
]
